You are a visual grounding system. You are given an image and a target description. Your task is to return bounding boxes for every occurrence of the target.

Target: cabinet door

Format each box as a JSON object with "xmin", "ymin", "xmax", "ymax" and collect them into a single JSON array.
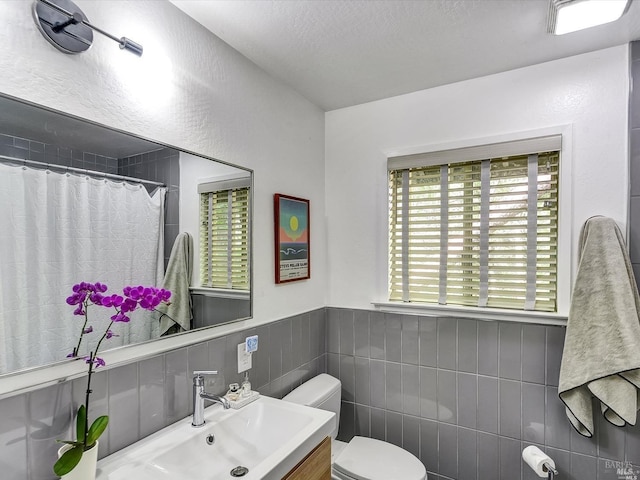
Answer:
[{"xmin": 282, "ymin": 436, "xmax": 331, "ymax": 480}]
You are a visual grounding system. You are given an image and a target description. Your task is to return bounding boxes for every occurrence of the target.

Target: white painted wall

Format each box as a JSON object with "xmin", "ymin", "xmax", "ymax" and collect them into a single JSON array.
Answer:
[
  {"xmin": 0, "ymin": 0, "xmax": 630, "ymax": 391},
  {"xmin": 325, "ymin": 45, "xmax": 629, "ymax": 311},
  {"xmin": 0, "ymin": 0, "xmax": 326, "ymax": 321}
]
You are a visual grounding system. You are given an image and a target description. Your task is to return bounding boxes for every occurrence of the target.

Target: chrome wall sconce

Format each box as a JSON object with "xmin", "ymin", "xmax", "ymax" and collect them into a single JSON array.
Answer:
[{"xmin": 33, "ymin": 0, "xmax": 143, "ymax": 56}]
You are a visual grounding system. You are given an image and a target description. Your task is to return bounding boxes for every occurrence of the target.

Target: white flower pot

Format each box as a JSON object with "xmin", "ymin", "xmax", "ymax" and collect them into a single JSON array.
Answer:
[{"xmin": 57, "ymin": 441, "xmax": 98, "ymax": 480}]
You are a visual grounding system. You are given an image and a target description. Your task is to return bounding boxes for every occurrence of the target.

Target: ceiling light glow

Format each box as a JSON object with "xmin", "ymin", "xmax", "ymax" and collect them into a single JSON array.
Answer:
[{"xmin": 551, "ymin": 0, "xmax": 630, "ymax": 35}]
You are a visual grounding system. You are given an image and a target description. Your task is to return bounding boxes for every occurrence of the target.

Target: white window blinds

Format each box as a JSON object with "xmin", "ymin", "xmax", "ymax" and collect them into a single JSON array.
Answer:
[
  {"xmin": 199, "ymin": 186, "xmax": 250, "ymax": 290},
  {"xmin": 388, "ymin": 142, "xmax": 559, "ymax": 312}
]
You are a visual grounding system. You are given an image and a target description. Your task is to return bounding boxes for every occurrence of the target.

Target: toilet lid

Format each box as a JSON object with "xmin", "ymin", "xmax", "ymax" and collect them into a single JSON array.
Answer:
[{"xmin": 333, "ymin": 437, "xmax": 426, "ymax": 480}]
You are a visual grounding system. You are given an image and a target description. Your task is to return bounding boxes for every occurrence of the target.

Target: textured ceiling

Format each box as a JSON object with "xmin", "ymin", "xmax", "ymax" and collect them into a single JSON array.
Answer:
[{"xmin": 170, "ymin": 0, "xmax": 640, "ymax": 111}]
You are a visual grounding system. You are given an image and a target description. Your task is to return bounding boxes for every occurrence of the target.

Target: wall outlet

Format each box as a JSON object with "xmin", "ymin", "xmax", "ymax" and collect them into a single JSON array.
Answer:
[{"xmin": 237, "ymin": 343, "xmax": 252, "ymax": 373}]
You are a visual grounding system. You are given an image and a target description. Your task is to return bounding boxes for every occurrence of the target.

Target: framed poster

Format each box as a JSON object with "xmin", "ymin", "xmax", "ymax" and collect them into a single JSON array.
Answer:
[{"xmin": 274, "ymin": 194, "xmax": 310, "ymax": 283}]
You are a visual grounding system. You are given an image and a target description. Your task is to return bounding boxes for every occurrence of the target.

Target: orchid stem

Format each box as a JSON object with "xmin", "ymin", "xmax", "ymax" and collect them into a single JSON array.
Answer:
[
  {"xmin": 84, "ymin": 352, "xmax": 94, "ymax": 450},
  {"xmin": 73, "ymin": 298, "xmax": 90, "ymax": 356},
  {"xmin": 94, "ymin": 320, "xmax": 114, "ymax": 356}
]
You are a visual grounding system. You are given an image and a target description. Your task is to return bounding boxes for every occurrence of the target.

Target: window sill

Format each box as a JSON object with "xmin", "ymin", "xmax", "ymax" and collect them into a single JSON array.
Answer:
[
  {"xmin": 190, "ymin": 287, "xmax": 250, "ymax": 300},
  {"xmin": 371, "ymin": 301, "xmax": 567, "ymax": 326}
]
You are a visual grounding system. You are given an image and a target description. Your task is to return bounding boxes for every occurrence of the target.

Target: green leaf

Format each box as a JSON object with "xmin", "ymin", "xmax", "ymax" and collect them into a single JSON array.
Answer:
[
  {"xmin": 86, "ymin": 415, "xmax": 108, "ymax": 447},
  {"xmin": 76, "ymin": 405, "xmax": 86, "ymax": 444},
  {"xmin": 53, "ymin": 444, "xmax": 83, "ymax": 476},
  {"xmin": 56, "ymin": 440, "xmax": 83, "ymax": 447}
]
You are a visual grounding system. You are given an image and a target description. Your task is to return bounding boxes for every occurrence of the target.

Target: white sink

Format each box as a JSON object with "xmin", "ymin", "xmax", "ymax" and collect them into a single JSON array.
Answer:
[{"xmin": 96, "ymin": 395, "xmax": 335, "ymax": 480}]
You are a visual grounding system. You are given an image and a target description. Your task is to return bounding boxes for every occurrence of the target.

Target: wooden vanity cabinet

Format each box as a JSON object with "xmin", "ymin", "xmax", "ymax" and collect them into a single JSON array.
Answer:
[{"xmin": 282, "ymin": 436, "xmax": 331, "ymax": 480}]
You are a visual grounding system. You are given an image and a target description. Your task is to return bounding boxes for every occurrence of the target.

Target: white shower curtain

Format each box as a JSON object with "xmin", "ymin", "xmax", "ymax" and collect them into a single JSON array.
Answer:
[{"xmin": 0, "ymin": 164, "xmax": 165, "ymax": 374}]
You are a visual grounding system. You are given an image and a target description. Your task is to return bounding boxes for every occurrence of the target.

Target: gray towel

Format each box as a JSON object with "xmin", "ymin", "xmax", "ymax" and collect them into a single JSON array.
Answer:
[
  {"xmin": 158, "ymin": 232, "xmax": 193, "ymax": 335},
  {"xmin": 559, "ymin": 216, "xmax": 640, "ymax": 436}
]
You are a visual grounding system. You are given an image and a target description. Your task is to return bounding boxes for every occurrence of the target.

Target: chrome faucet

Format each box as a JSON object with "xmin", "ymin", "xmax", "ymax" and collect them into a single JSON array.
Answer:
[{"xmin": 192, "ymin": 370, "xmax": 230, "ymax": 427}]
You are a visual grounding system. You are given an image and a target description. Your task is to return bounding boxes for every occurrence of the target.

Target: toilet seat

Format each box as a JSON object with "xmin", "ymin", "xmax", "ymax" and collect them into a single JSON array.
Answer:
[
  {"xmin": 332, "ymin": 436, "xmax": 427, "ymax": 480},
  {"xmin": 331, "ymin": 439, "xmax": 348, "ymax": 462}
]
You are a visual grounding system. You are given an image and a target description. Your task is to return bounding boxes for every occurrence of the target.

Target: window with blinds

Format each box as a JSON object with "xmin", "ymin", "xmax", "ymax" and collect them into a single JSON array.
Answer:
[
  {"xmin": 199, "ymin": 181, "xmax": 250, "ymax": 290},
  {"xmin": 388, "ymin": 137, "xmax": 559, "ymax": 312}
]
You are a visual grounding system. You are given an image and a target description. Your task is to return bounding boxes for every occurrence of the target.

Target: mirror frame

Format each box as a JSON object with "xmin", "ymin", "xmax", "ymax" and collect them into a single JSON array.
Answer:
[{"xmin": 0, "ymin": 93, "xmax": 254, "ymax": 398}]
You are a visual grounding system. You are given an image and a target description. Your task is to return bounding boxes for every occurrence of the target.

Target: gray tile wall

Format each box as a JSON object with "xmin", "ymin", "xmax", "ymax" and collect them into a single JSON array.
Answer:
[
  {"xmin": 327, "ymin": 308, "xmax": 640, "ymax": 480},
  {"xmin": 2, "ymin": 306, "xmax": 636, "ymax": 480},
  {"xmin": 630, "ymin": 41, "xmax": 640, "ymax": 292},
  {"xmin": 191, "ymin": 294, "xmax": 251, "ymax": 329},
  {"xmin": 0, "ymin": 133, "xmax": 119, "ymax": 173},
  {"xmin": 0, "ymin": 309, "xmax": 326, "ymax": 480}
]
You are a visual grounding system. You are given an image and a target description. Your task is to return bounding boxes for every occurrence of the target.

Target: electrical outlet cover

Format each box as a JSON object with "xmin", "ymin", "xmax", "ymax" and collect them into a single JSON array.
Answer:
[{"xmin": 237, "ymin": 343, "xmax": 252, "ymax": 373}]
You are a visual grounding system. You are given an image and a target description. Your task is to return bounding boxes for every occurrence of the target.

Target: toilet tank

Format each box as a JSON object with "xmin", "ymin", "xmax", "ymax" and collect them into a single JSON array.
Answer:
[{"xmin": 282, "ymin": 374, "xmax": 341, "ymax": 440}]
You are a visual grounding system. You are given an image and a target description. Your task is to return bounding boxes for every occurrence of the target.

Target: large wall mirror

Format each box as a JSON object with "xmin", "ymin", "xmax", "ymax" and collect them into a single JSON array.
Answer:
[{"xmin": 0, "ymin": 94, "xmax": 252, "ymax": 379}]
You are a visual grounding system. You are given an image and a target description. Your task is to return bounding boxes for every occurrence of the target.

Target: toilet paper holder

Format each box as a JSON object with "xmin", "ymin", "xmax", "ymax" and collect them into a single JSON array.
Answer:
[
  {"xmin": 543, "ymin": 462, "xmax": 559, "ymax": 479},
  {"xmin": 522, "ymin": 445, "xmax": 558, "ymax": 479}
]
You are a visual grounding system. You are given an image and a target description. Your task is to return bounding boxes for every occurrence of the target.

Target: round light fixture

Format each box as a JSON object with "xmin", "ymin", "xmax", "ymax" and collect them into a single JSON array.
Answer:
[{"xmin": 33, "ymin": 0, "xmax": 93, "ymax": 54}]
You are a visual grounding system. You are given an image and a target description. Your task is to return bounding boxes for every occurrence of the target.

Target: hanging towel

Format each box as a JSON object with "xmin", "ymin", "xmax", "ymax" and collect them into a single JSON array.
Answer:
[
  {"xmin": 559, "ymin": 216, "xmax": 640, "ymax": 437},
  {"xmin": 158, "ymin": 232, "xmax": 193, "ymax": 336}
]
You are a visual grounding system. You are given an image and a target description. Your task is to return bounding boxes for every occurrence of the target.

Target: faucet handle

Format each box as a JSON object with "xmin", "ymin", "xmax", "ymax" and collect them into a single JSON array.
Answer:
[
  {"xmin": 193, "ymin": 371, "xmax": 219, "ymax": 387},
  {"xmin": 193, "ymin": 370, "xmax": 218, "ymax": 376}
]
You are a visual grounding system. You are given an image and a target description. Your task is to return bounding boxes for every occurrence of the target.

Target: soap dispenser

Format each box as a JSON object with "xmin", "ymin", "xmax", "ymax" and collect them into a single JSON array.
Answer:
[{"xmin": 241, "ymin": 371, "xmax": 251, "ymax": 397}]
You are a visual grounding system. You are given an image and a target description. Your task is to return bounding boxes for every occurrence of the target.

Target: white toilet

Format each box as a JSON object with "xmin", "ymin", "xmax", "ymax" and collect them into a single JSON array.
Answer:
[{"xmin": 283, "ymin": 373, "xmax": 427, "ymax": 480}]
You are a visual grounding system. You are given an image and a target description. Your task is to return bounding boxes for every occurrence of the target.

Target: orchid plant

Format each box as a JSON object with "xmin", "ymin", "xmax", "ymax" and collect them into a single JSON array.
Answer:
[{"xmin": 53, "ymin": 282, "xmax": 171, "ymax": 477}]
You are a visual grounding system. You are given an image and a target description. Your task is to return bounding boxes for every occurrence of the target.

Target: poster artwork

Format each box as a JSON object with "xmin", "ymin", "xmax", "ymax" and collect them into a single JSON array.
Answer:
[{"xmin": 275, "ymin": 194, "xmax": 310, "ymax": 283}]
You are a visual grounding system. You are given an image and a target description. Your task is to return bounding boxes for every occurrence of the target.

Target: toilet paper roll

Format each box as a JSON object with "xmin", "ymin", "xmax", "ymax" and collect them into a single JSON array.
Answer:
[{"xmin": 522, "ymin": 445, "xmax": 556, "ymax": 478}]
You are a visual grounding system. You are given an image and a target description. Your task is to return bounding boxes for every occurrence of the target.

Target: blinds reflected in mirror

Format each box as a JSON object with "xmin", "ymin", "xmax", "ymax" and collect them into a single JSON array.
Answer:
[{"xmin": 199, "ymin": 178, "xmax": 250, "ymax": 290}]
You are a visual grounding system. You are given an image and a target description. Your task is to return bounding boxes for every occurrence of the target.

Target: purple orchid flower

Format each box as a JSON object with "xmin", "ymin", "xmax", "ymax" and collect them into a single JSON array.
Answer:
[
  {"xmin": 89, "ymin": 293, "xmax": 104, "ymax": 305},
  {"xmin": 68, "ymin": 282, "xmax": 171, "ymax": 368},
  {"xmin": 101, "ymin": 294, "xmax": 123, "ymax": 308},
  {"xmin": 84, "ymin": 356, "xmax": 106, "ymax": 368},
  {"xmin": 110, "ymin": 312, "xmax": 130, "ymax": 323}
]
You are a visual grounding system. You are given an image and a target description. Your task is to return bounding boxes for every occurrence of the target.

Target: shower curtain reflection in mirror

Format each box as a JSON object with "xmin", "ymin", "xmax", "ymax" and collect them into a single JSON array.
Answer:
[{"xmin": 0, "ymin": 163, "xmax": 165, "ymax": 374}]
